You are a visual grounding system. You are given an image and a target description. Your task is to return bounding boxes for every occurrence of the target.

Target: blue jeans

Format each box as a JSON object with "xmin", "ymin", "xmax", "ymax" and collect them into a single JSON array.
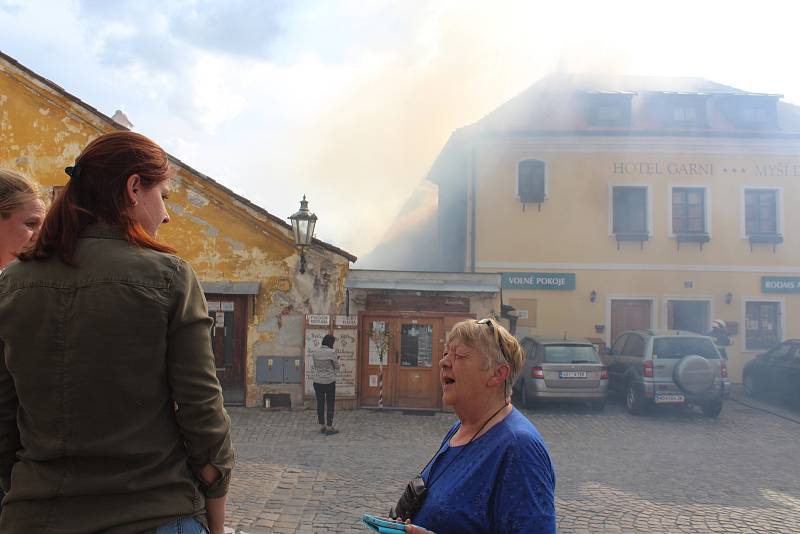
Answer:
[{"xmin": 155, "ymin": 517, "xmax": 208, "ymax": 534}]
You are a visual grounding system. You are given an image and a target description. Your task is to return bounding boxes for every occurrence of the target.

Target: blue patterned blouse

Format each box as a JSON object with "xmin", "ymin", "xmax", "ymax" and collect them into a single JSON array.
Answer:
[{"xmin": 413, "ymin": 408, "xmax": 556, "ymax": 533}]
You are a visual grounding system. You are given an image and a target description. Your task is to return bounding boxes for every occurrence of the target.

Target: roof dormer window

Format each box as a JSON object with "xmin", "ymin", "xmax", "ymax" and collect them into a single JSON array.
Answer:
[
  {"xmin": 597, "ymin": 105, "xmax": 624, "ymax": 123},
  {"xmin": 717, "ymin": 94, "xmax": 779, "ymax": 129},
  {"xmin": 672, "ymin": 106, "xmax": 697, "ymax": 123},
  {"xmin": 662, "ymin": 94, "xmax": 706, "ymax": 128},
  {"xmin": 584, "ymin": 93, "xmax": 632, "ymax": 127},
  {"xmin": 741, "ymin": 107, "xmax": 770, "ymax": 124}
]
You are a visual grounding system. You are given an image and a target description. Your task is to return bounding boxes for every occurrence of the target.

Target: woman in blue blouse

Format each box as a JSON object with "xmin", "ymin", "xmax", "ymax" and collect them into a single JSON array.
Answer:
[{"xmin": 400, "ymin": 318, "xmax": 556, "ymax": 534}]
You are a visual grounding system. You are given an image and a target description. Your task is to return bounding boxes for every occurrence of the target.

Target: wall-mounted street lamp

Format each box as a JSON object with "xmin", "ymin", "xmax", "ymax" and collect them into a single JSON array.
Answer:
[
  {"xmin": 288, "ymin": 195, "xmax": 317, "ymax": 274},
  {"xmin": 725, "ymin": 292, "xmax": 734, "ymax": 305},
  {"xmin": 590, "ymin": 290, "xmax": 598, "ymax": 303}
]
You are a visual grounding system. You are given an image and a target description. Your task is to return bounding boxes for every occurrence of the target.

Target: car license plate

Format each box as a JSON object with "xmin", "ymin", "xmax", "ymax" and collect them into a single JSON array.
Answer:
[
  {"xmin": 655, "ymin": 394, "xmax": 685, "ymax": 403},
  {"xmin": 559, "ymin": 371, "xmax": 587, "ymax": 378}
]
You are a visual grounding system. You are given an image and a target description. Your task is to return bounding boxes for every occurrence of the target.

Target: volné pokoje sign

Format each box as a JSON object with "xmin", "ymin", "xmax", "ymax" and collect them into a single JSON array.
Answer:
[{"xmin": 502, "ymin": 272, "xmax": 576, "ymax": 291}]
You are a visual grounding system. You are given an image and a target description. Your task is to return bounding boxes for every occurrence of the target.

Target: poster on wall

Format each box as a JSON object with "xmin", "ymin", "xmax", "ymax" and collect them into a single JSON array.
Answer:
[
  {"xmin": 303, "ymin": 328, "xmax": 329, "ymax": 396},
  {"xmin": 333, "ymin": 330, "xmax": 357, "ymax": 397}
]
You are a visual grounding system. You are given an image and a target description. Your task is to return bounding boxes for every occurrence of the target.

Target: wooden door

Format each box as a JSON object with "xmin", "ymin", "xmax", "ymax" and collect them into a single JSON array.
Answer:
[
  {"xmin": 610, "ymin": 300, "xmax": 652, "ymax": 345},
  {"xmin": 395, "ymin": 318, "xmax": 442, "ymax": 409},
  {"xmin": 206, "ymin": 294, "xmax": 247, "ymax": 405},
  {"xmin": 359, "ymin": 314, "xmax": 474, "ymax": 409}
]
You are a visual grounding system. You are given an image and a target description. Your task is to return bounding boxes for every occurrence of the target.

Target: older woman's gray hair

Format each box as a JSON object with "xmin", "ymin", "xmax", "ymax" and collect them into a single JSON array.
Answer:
[{"xmin": 445, "ymin": 318, "xmax": 525, "ymax": 398}]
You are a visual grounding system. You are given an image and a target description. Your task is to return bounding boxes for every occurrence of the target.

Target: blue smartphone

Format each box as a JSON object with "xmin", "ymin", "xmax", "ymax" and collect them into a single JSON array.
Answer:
[{"xmin": 362, "ymin": 514, "xmax": 408, "ymax": 533}]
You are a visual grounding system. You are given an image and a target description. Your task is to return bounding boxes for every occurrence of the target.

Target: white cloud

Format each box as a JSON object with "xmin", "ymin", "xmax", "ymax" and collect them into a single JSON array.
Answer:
[{"xmin": 3, "ymin": 0, "xmax": 800, "ymax": 257}]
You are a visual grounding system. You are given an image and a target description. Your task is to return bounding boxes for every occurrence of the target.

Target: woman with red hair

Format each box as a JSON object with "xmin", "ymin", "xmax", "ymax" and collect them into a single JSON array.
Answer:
[{"xmin": 0, "ymin": 132, "xmax": 234, "ymax": 534}]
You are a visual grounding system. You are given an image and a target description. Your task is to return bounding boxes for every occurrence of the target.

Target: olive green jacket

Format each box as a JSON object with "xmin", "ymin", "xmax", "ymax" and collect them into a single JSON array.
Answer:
[{"xmin": 0, "ymin": 223, "xmax": 234, "ymax": 533}]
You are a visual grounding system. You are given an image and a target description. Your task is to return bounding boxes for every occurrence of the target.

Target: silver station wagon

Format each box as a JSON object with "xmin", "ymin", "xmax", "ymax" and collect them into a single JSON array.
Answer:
[{"xmin": 513, "ymin": 336, "xmax": 608, "ymax": 410}]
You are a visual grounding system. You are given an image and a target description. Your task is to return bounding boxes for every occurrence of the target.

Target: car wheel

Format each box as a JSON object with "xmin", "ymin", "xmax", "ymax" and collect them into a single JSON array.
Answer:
[
  {"xmin": 701, "ymin": 400, "xmax": 723, "ymax": 417},
  {"xmin": 743, "ymin": 373, "xmax": 759, "ymax": 398},
  {"xmin": 626, "ymin": 382, "xmax": 646, "ymax": 415},
  {"xmin": 521, "ymin": 383, "xmax": 533, "ymax": 409}
]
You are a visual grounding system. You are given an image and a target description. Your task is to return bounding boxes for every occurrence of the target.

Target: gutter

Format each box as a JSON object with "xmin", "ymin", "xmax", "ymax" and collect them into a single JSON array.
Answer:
[{"xmin": 470, "ymin": 147, "xmax": 477, "ymax": 273}]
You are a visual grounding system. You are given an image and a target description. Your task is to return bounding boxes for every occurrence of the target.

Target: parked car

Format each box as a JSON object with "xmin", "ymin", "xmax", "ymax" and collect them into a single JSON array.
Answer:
[
  {"xmin": 605, "ymin": 330, "xmax": 729, "ymax": 417},
  {"xmin": 513, "ymin": 337, "xmax": 608, "ymax": 410},
  {"xmin": 742, "ymin": 339, "xmax": 800, "ymax": 405}
]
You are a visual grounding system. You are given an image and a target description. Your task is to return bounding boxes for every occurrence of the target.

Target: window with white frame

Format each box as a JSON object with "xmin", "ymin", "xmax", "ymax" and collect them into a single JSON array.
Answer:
[
  {"xmin": 745, "ymin": 301, "xmax": 781, "ymax": 351},
  {"xmin": 672, "ymin": 187, "xmax": 707, "ymax": 235},
  {"xmin": 518, "ymin": 159, "xmax": 546, "ymax": 203},
  {"xmin": 745, "ymin": 188, "xmax": 779, "ymax": 235},
  {"xmin": 612, "ymin": 186, "xmax": 648, "ymax": 235}
]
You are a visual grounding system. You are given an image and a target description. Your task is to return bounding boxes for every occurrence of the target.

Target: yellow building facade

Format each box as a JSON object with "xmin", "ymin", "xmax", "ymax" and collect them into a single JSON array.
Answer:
[
  {"xmin": 0, "ymin": 51, "xmax": 356, "ymax": 407},
  {"xmin": 427, "ymin": 74, "xmax": 800, "ymax": 381}
]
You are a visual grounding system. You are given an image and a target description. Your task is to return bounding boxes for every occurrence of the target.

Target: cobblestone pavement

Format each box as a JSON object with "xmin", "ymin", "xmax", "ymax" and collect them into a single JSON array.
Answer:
[{"xmin": 225, "ymin": 393, "xmax": 800, "ymax": 533}]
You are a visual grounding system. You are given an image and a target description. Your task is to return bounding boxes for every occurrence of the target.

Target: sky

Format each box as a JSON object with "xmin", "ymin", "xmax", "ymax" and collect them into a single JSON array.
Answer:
[{"xmin": 1, "ymin": 0, "xmax": 799, "ymax": 260}]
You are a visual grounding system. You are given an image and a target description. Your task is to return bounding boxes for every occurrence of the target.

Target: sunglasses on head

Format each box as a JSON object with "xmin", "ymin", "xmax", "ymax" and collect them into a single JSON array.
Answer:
[{"xmin": 477, "ymin": 318, "xmax": 510, "ymax": 362}]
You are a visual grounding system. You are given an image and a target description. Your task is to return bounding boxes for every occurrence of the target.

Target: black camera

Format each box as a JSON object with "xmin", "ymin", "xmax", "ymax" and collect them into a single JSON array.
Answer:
[{"xmin": 389, "ymin": 476, "xmax": 427, "ymax": 521}]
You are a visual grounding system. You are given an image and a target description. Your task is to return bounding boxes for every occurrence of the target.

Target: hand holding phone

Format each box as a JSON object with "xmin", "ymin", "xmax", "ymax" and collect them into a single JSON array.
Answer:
[{"xmin": 362, "ymin": 514, "xmax": 407, "ymax": 533}]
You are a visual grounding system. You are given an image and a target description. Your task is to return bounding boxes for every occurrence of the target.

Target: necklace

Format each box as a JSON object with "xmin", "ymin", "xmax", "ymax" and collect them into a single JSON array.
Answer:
[{"xmin": 423, "ymin": 402, "xmax": 510, "ymax": 488}]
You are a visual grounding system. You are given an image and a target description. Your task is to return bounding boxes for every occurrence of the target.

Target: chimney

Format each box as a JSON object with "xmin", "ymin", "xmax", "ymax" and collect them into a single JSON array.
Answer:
[{"xmin": 111, "ymin": 110, "xmax": 134, "ymax": 130}]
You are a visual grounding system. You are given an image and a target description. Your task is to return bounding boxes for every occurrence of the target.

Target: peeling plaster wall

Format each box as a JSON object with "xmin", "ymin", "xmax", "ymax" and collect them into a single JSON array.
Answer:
[
  {"xmin": 161, "ymin": 171, "xmax": 351, "ymax": 408},
  {"xmin": 0, "ymin": 66, "xmax": 107, "ymax": 189},
  {"xmin": 1, "ymin": 57, "xmax": 352, "ymax": 408}
]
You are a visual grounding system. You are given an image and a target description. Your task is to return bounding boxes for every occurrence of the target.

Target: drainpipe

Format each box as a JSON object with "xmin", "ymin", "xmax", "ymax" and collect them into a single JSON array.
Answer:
[
  {"xmin": 500, "ymin": 286, "xmax": 518, "ymax": 336},
  {"xmin": 470, "ymin": 147, "xmax": 477, "ymax": 273}
]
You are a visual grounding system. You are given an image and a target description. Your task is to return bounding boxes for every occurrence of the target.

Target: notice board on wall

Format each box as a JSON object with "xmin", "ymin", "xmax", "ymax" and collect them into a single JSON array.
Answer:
[{"xmin": 333, "ymin": 329, "xmax": 357, "ymax": 397}]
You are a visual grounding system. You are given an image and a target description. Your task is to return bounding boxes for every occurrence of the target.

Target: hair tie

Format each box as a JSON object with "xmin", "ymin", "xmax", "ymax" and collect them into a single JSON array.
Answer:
[{"xmin": 64, "ymin": 165, "xmax": 82, "ymax": 179}]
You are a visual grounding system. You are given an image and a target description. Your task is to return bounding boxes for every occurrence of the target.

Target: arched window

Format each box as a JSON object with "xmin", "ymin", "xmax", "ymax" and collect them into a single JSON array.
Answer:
[{"xmin": 518, "ymin": 159, "xmax": 546, "ymax": 203}]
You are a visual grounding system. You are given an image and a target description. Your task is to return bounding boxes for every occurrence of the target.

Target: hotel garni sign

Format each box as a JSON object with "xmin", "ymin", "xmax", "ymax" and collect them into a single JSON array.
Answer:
[
  {"xmin": 613, "ymin": 162, "xmax": 800, "ymax": 177},
  {"xmin": 502, "ymin": 272, "xmax": 576, "ymax": 291}
]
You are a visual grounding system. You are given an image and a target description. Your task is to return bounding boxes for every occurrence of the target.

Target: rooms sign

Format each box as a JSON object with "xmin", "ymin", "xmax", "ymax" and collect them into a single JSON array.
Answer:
[
  {"xmin": 762, "ymin": 276, "xmax": 800, "ymax": 293},
  {"xmin": 502, "ymin": 272, "xmax": 576, "ymax": 291}
]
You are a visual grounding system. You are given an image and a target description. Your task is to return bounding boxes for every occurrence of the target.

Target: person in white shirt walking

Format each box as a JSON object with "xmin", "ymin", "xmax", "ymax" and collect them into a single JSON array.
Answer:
[{"xmin": 312, "ymin": 334, "xmax": 339, "ymax": 435}]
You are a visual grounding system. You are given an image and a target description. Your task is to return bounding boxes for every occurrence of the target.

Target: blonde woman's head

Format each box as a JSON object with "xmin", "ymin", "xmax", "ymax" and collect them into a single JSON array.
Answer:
[
  {"xmin": 444, "ymin": 318, "xmax": 525, "ymax": 399},
  {"xmin": 0, "ymin": 169, "xmax": 45, "ymax": 267}
]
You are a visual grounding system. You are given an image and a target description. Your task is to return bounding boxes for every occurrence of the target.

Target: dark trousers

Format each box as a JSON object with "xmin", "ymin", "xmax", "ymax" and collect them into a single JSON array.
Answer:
[{"xmin": 313, "ymin": 382, "xmax": 336, "ymax": 426}]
